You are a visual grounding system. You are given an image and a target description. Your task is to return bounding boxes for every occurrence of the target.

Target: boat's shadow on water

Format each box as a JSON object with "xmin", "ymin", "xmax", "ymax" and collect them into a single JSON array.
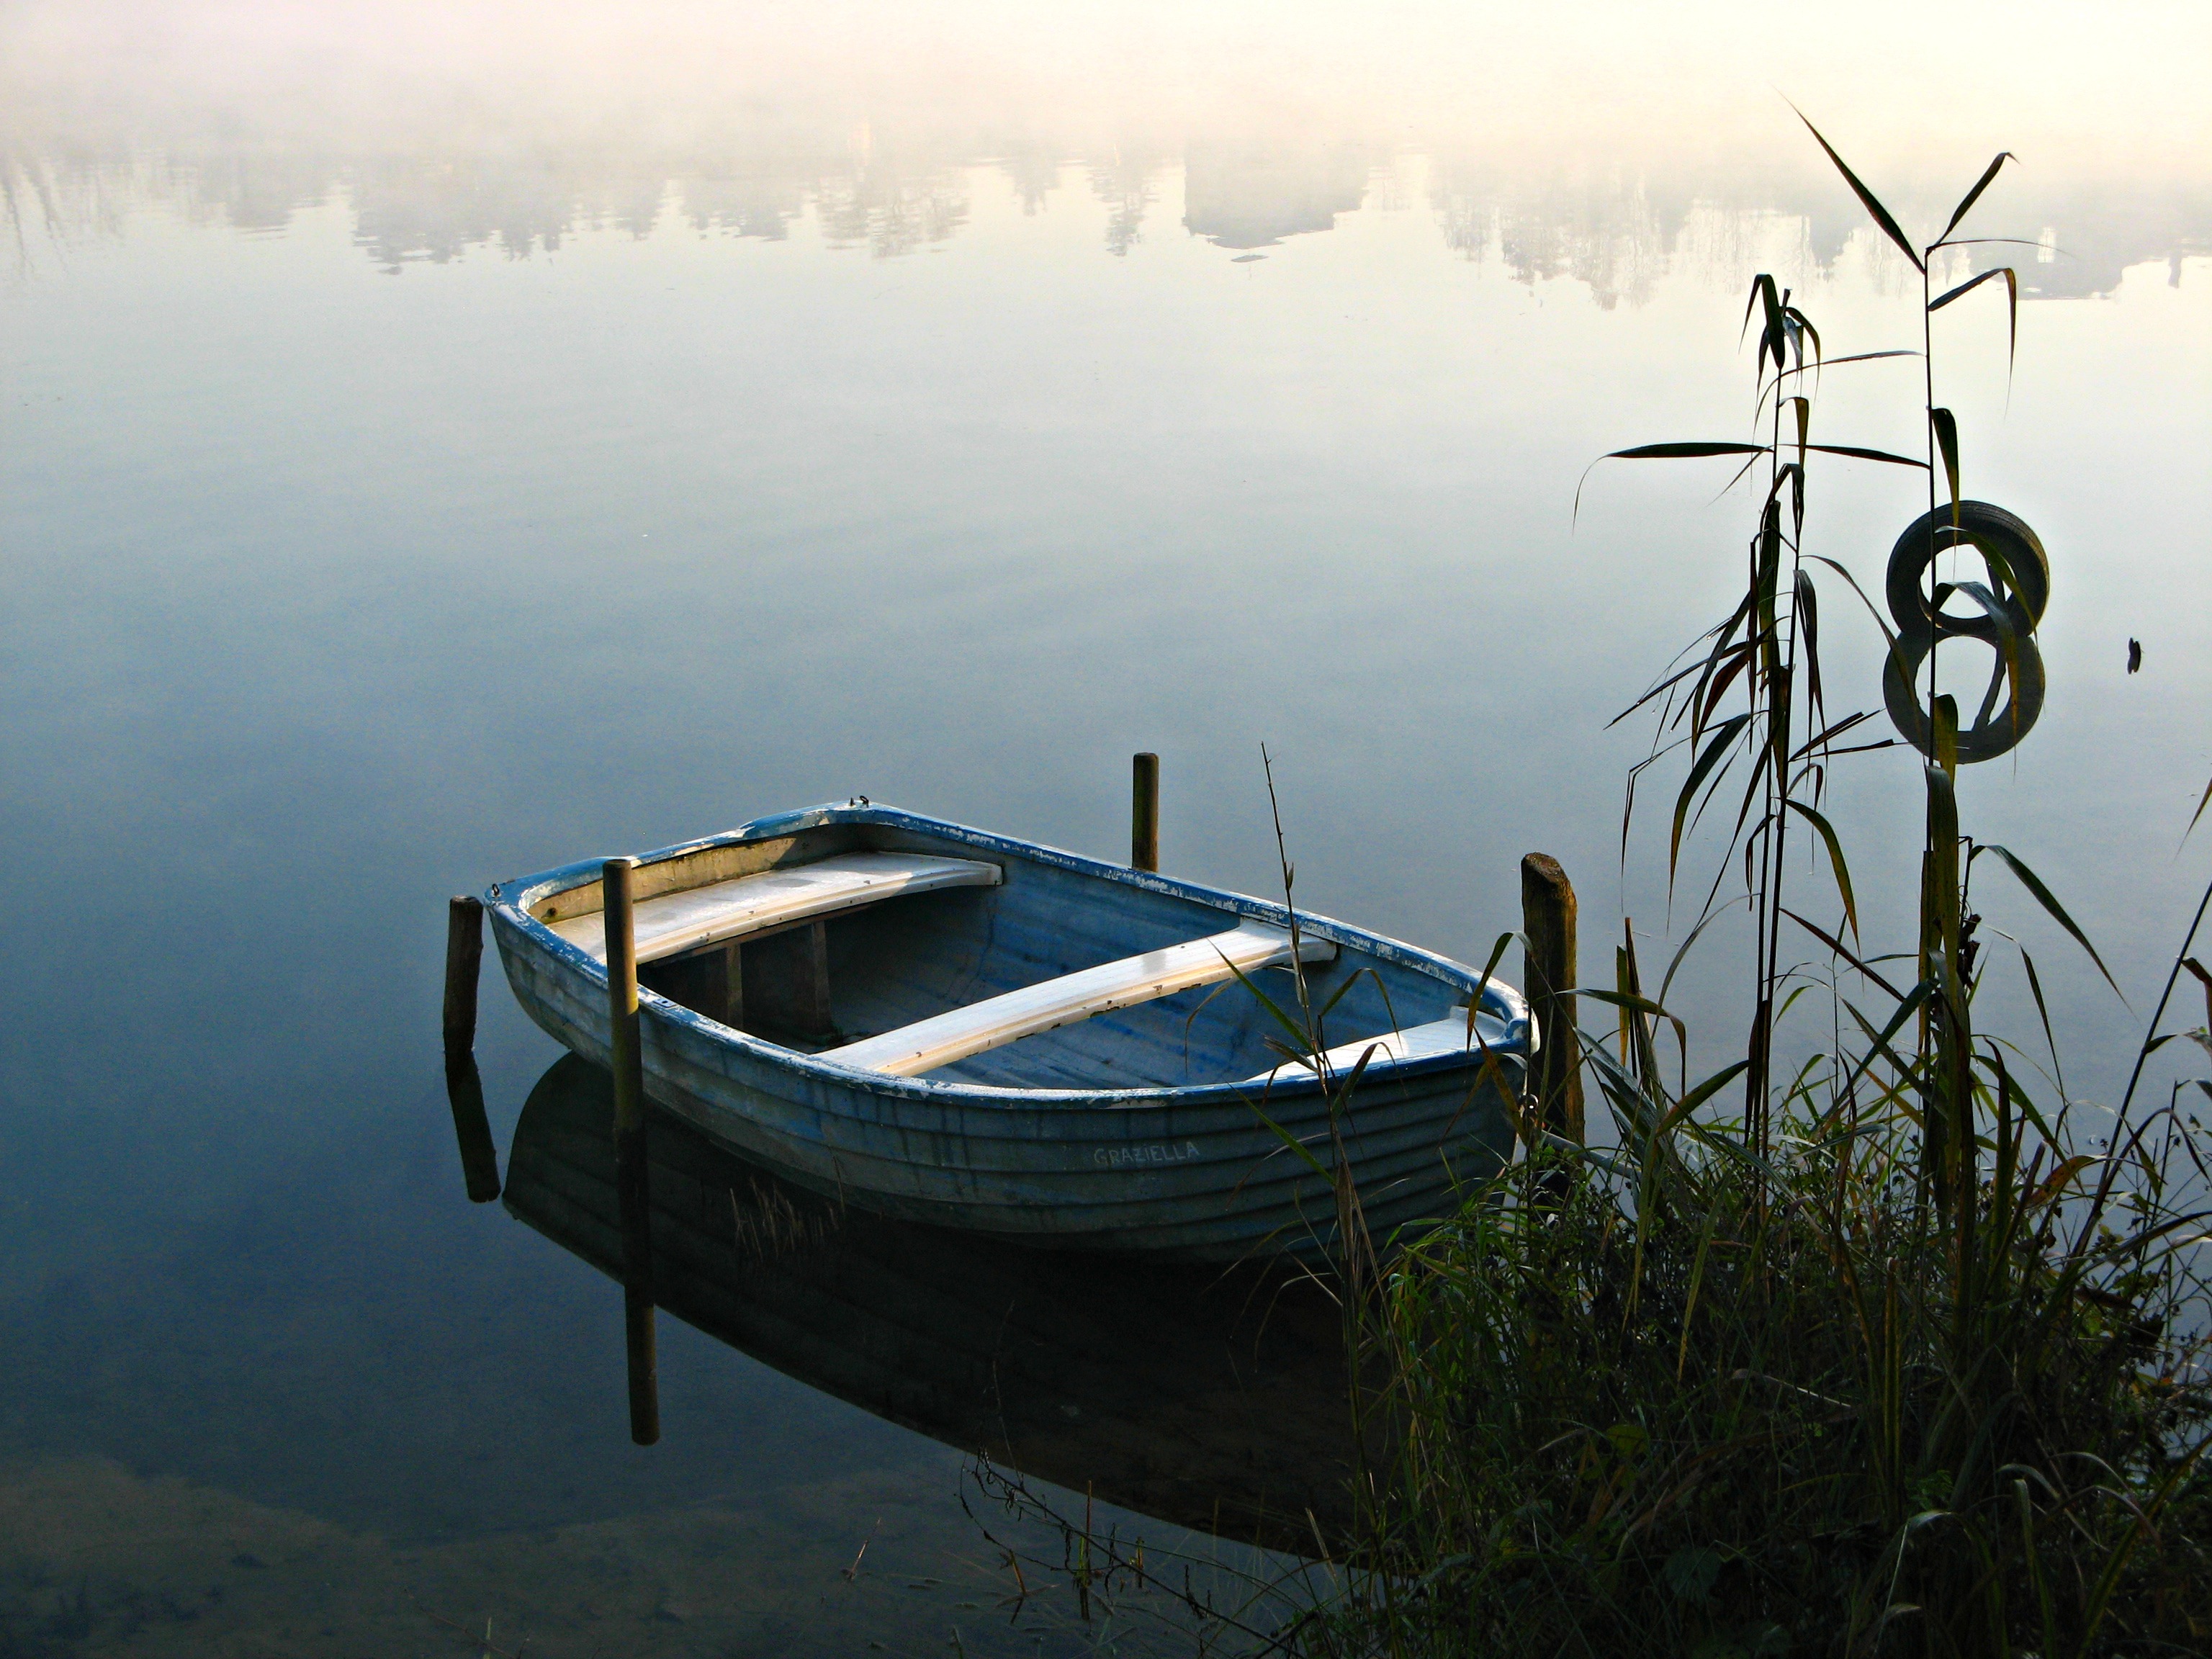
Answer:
[{"xmin": 500, "ymin": 1055, "xmax": 1358, "ymax": 1555}]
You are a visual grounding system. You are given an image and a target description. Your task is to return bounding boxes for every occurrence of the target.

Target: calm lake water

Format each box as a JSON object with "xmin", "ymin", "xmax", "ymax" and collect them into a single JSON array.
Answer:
[{"xmin": 4, "ymin": 2, "xmax": 2209, "ymax": 1651}]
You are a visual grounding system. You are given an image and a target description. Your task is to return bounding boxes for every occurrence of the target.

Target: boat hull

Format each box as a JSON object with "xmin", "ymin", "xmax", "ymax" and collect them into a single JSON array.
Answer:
[{"xmin": 487, "ymin": 804, "xmax": 1527, "ymax": 1260}]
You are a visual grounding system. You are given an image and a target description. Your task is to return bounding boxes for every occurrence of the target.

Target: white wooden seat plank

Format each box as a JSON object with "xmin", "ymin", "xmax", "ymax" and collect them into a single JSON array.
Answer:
[
  {"xmin": 825, "ymin": 922, "xmax": 1336, "ymax": 1078},
  {"xmin": 549, "ymin": 852, "xmax": 1001, "ymax": 966},
  {"xmin": 1242, "ymin": 1010, "xmax": 1488, "ymax": 1084}
]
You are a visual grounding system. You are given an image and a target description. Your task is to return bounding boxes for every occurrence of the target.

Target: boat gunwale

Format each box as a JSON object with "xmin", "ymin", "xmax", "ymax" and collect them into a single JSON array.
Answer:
[{"xmin": 485, "ymin": 801, "xmax": 1532, "ymax": 1106}]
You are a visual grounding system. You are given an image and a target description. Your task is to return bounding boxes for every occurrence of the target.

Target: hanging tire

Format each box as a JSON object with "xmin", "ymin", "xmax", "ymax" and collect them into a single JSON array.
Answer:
[
  {"xmin": 1881, "ymin": 630, "xmax": 2046, "ymax": 764},
  {"xmin": 1884, "ymin": 500, "xmax": 2049, "ymax": 645}
]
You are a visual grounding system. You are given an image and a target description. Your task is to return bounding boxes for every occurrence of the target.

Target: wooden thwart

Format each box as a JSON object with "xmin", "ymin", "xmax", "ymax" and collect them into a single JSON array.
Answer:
[
  {"xmin": 1244, "ymin": 1011, "xmax": 1482, "ymax": 1084},
  {"xmin": 550, "ymin": 852, "xmax": 1002, "ymax": 966},
  {"xmin": 827, "ymin": 922, "xmax": 1336, "ymax": 1078}
]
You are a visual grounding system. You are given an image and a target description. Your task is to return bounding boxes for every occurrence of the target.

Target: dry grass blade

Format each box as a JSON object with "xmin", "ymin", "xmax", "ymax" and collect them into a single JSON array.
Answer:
[
  {"xmin": 1928, "ymin": 266, "xmax": 2010, "ymax": 312},
  {"xmin": 1575, "ymin": 443, "xmax": 1771, "ymax": 523},
  {"xmin": 1930, "ymin": 266, "xmax": 2020, "ymax": 377},
  {"xmin": 1606, "ymin": 442, "xmax": 1771, "ymax": 459},
  {"xmin": 1973, "ymin": 844, "xmax": 2123, "ymax": 997},
  {"xmin": 2182, "ymin": 956, "xmax": 2212, "ymax": 1029},
  {"xmin": 1741, "ymin": 274, "xmax": 1785, "ymax": 374},
  {"xmin": 1929, "ymin": 408, "xmax": 1961, "ymax": 521},
  {"xmin": 1669, "ymin": 714, "xmax": 1753, "ymax": 886},
  {"xmin": 1791, "ymin": 104, "xmax": 1925, "ymax": 273},
  {"xmin": 1784, "ymin": 799, "xmax": 1859, "ymax": 940},
  {"xmin": 1804, "ymin": 443, "xmax": 1928, "ymax": 469},
  {"xmin": 1791, "ymin": 709, "xmax": 1875, "ymax": 763},
  {"xmin": 1766, "ymin": 349, "xmax": 1920, "ymax": 404},
  {"xmin": 1935, "ymin": 151, "xmax": 2017, "ymax": 244}
]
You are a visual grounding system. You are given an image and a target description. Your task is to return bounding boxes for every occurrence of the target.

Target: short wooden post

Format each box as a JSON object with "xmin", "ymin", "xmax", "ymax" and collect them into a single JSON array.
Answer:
[
  {"xmin": 441, "ymin": 1049, "xmax": 503, "ymax": 1202},
  {"xmin": 442, "ymin": 896, "xmax": 484, "ymax": 1051},
  {"xmin": 1520, "ymin": 854, "xmax": 1583, "ymax": 1146},
  {"xmin": 1131, "ymin": 752, "xmax": 1160, "ymax": 873},
  {"xmin": 603, "ymin": 856, "xmax": 660, "ymax": 1446}
]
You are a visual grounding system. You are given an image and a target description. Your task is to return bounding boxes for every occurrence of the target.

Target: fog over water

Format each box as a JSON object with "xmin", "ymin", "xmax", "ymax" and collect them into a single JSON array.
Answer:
[{"xmin": 2, "ymin": 2, "xmax": 2208, "ymax": 1651}]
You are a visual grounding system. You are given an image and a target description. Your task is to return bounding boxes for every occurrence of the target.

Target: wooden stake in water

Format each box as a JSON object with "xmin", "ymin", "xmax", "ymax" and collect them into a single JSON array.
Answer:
[
  {"xmin": 1131, "ymin": 752, "xmax": 1160, "ymax": 873},
  {"xmin": 1520, "ymin": 854, "xmax": 1584, "ymax": 1146},
  {"xmin": 443, "ymin": 896, "xmax": 484, "ymax": 1051},
  {"xmin": 603, "ymin": 855, "xmax": 660, "ymax": 1446}
]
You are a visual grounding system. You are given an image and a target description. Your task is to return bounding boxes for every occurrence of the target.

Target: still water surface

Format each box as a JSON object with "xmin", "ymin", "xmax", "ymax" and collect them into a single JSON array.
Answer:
[{"xmin": 4, "ymin": 3, "xmax": 2210, "ymax": 1651}]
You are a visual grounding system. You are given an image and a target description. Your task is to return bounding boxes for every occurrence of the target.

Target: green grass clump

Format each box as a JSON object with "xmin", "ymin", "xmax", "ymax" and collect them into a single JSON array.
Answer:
[{"xmin": 1310, "ymin": 1046, "xmax": 2212, "ymax": 1655}]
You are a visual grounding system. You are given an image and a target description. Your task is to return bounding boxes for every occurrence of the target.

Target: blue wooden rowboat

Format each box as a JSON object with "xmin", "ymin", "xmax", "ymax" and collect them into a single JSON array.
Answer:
[{"xmin": 484, "ymin": 801, "xmax": 1529, "ymax": 1259}]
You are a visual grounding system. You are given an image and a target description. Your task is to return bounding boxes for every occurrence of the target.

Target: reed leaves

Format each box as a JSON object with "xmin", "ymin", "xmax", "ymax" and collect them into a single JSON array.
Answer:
[
  {"xmin": 1936, "ymin": 152, "xmax": 2017, "ymax": 245},
  {"xmin": 1785, "ymin": 797, "xmax": 1859, "ymax": 939},
  {"xmin": 1974, "ymin": 843, "xmax": 2123, "ymax": 996},
  {"xmin": 1804, "ymin": 442, "xmax": 1928, "ymax": 468},
  {"xmin": 1930, "ymin": 406, "xmax": 1962, "ymax": 520},
  {"xmin": 1794, "ymin": 106, "xmax": 1924, "ymax": 272},
  {"xmin": 1930, "ymin": 264, "xmax": 2020, "ymax": 372}
]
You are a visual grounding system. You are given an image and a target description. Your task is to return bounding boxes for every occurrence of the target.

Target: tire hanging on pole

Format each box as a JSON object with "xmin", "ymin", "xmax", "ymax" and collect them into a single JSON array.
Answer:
[{"xmin": 1879, "ymin": 500, "xmax": 2050, "ymax": 764}]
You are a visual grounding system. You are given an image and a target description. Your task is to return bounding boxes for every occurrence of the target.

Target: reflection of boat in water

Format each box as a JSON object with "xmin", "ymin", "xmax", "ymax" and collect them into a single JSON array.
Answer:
[
  {"xmin": 485, "ymin": 804, "xmax": 1528, "ymax": 1259},
  {"xmin": 505, "ymin": 1055, "xmax": 1357, "ymax": 1550}
]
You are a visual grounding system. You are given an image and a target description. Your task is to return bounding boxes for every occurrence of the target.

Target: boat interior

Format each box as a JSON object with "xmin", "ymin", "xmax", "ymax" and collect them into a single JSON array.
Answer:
[{"xmin": 526, "ymin": 819, "xmax": 1486, "ymax": 1091}]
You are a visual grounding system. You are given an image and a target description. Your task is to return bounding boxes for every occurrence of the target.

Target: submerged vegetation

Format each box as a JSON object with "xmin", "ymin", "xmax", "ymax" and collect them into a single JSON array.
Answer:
[{"xmin": 978, "ymin": 122, "xmax": 2212, "ymax": 1656}]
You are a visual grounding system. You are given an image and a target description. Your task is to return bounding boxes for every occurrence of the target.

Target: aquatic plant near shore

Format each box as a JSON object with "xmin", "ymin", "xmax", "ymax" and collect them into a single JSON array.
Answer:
[{"xmin": 1295, "ymin": 121, "xmax": 2212, "ymax": 1658}]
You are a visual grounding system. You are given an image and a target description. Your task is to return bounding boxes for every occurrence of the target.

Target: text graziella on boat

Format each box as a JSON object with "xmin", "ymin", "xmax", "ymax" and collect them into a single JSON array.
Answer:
[{"xmin": 1094, "ymin": 1142, "xmax": 1204, "ymax": 1169}]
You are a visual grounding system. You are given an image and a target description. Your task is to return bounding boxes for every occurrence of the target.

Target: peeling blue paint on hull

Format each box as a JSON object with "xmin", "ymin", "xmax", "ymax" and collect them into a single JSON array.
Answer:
[{"xmin": 485, "ymin": 804, "xmax": 1529, "ymax": 1261}]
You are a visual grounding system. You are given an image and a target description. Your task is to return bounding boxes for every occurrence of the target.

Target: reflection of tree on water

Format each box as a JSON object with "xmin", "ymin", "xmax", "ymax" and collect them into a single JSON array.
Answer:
[
  {"xmin": 1431, "ymin": 156, "xmax": 2211, "ymax": 306},
  {"xmin": 4, "ymin": 127, "xmax": 2203, "ymax": 298},
  {"xmin": 1432, "ymin": 162, "xmax": 1694, "ymax": 310},
  {"xmin": 677, "ymin": 166, "xmax": 811, "ymax": 242},
  {"xmin": 817, "ymin": 161, "xmax": 968, "ymax": 257},
  {"xmin": 1087, "ymin": 147, "xmax": 1166, "ymax": 256},
  {"xmin": 995, "ymin": 143, "xmax": 1061, "ymax": 217},
  {"xmin": 346, "ymin": 156, "xmax": 639, "ymax": 270},
  {"xmin": 1179, "ymin": 136, "xmax": 1371, "ymax": 250}
]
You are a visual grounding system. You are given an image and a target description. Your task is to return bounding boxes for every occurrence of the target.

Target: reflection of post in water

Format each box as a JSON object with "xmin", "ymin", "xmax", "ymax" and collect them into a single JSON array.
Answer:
[
  {"xmin": 443, "ymin": 1049, "xmax": 503, "ymax": 1202},
  {"xmin": 441, "ymin": 895, "xmax": 501, "ymax": 1201},
  {"xmin": 603, "ymin": 856, "xmax": 660, "ymax": 1447}
]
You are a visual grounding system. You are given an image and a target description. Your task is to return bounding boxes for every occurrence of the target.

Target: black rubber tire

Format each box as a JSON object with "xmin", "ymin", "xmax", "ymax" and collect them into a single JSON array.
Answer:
[
  {"xmin": 1884, "ymin": 500, "xmax": 2049, "ymax": 646},
  {"xmin": 1881, "ymin": 630, "xmax": 2046, "ymax": 764}
]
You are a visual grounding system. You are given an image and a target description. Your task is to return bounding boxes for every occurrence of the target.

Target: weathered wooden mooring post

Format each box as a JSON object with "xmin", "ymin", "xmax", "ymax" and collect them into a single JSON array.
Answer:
[
  {"xmin": 602, "ymin": 855, "xmax": 662, "ymax": 1446},
  {"xmin": 1132, "ymin": 752, "xmax": 1159, "ymax": 872},
  {"xmin": 442, "ymin": 896, "xmax": 485, "ymax": 1049},
  {"xmin": 441, "ymin": 895, "xmax": 502, "ymax": 1201},
  {"xmin": 1519, "ymin": 854, "xmax": 1583, "ymax": 1146}
]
